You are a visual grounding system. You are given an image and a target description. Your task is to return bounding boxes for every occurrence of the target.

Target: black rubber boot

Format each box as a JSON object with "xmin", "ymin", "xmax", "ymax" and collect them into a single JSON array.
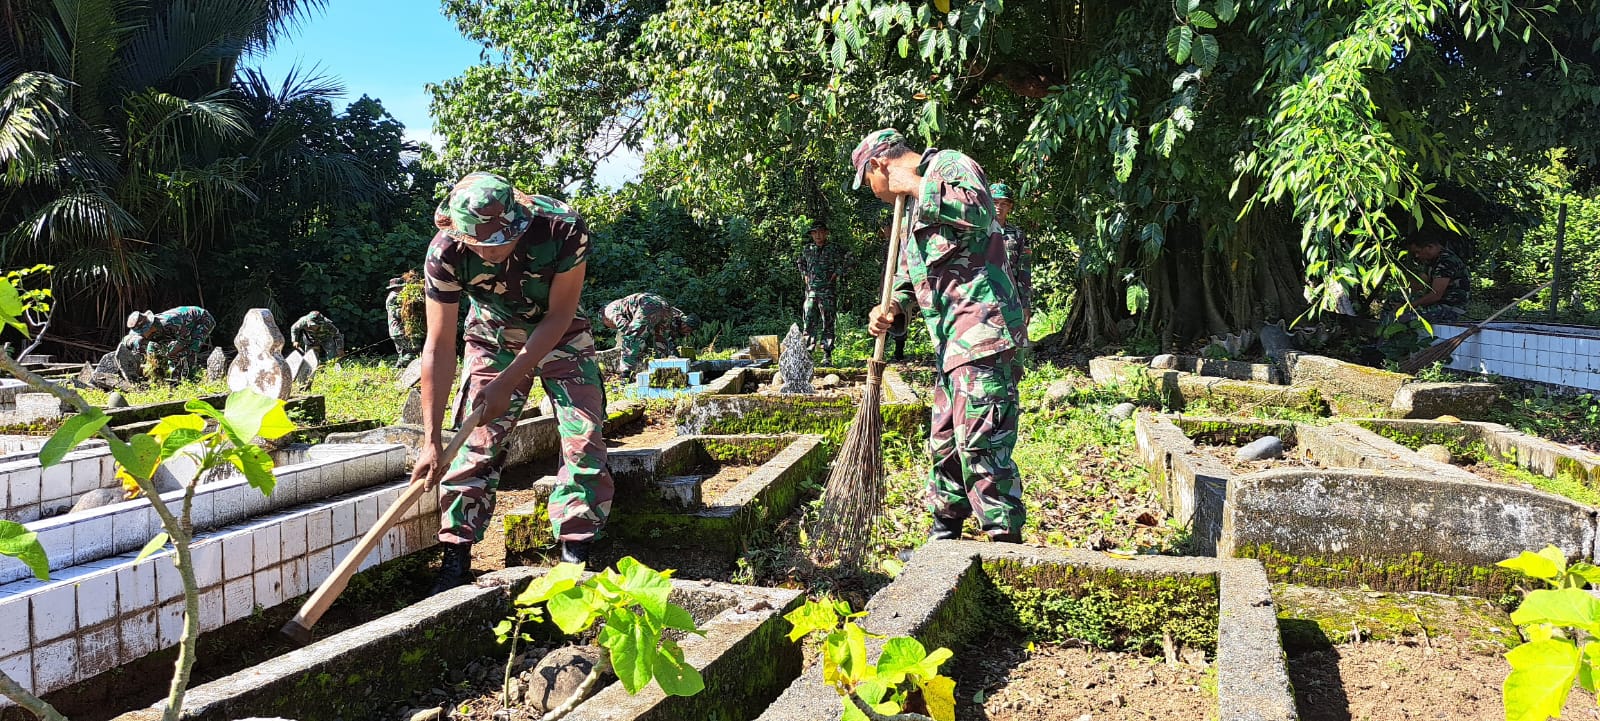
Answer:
[
  {"xmin": 560, "ymin": 540, "xmax": 591, "ymax": 568},
  {"xmin": 988, "ymin": 530, "xmax": 1022, "ymax": 544},
  {"xmin": 430, "ymin": 542, "xmax": 473, "ymax": 595},
  {"xmin": 892, "ymin": 336, "xmax": 906, "ymax": 361}
]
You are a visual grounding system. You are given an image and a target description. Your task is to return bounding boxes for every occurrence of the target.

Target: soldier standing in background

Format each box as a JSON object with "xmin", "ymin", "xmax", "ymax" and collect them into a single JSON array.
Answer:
[
  {"xmin": 386, "ymin": 276, "xmax": 422, "ymax": 366},
  {"xmin": 796, "ymin": 220, "xmax": 845, "ymax": 365},
  {"xmin": 991, "ymin": 183, "xmax": 1032, "ymax": 334}
]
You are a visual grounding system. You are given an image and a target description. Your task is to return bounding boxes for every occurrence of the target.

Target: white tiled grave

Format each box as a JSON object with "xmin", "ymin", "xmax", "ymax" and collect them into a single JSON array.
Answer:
[
  {"xmin": 0, "ymin": 443, "xmax": 407, "ymax": 584},
  {"xmin": 1432, "ymin": 322, "xmax": 1600, "ymax": 392},
  {"xmin": 0, "ymin": 477, "xmax": 439, "ymax": 703}
]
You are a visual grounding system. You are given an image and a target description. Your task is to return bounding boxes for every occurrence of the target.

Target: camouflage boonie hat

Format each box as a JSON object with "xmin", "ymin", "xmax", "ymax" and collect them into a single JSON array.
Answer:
[
  {"xmin": 435, "ymin": 171, "xmax": 533, "ymax": 247},
  {"xmin": 851, "ymin": 128, "xmax": 906, "ymax": 190},
  {"xmin": 990, "ymin": 182, "xmax": 1012, "ymax": 200}
]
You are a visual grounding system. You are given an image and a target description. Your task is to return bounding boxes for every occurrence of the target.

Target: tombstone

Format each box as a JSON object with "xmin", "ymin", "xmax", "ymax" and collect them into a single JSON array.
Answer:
[
  {"xmin": 285, "ymin": 350, "xmax": 304, "ymax": 381},
  {"xmin": 396, "ymin": 357, "xmax": 424, "ymax": 389},
  {"xmin": 595, "ymin": 347, "xmax": 624, "ymax": 375},
  {"xmin": 19, "ymin": 354, "xmax": 52, "ymax": 365},
  {"xmin": 325, "ymin": 332, "xmax": 344, "ymax": 362},
  {"xmin": 106, "ymin": 392, "xmax": 128, "ymax": 408},
  {"xmin": 227, "ymin": 309, "xmax": 294, "ymax": 400},
  {"xmin": 776, "ymin": 325, "xmax": 815, "ymax": 394},
  {"xmin": 298, "ymin": 349, "xmax": 320, "ymax": 387},
  {"xmin": 399, "ymin": 386, "xmax": 423, "ymax": 425},
  {"xmin": 76, "ymin": 362, "xmax": 95, "ymax": 387},
  {"xmin": 205, "ymin": 347, "xmax": 229, "ymax": 383},
  {"xmin": 113, "ymin": 338, "xmax": 143, "ymax": 382},
  {"xmin": 1260, "ymin": 321, "xmax": 1296, "ymax": 362}
]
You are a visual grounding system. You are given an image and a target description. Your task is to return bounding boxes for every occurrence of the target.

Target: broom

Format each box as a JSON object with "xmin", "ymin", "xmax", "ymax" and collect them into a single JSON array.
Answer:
[
  {"xmin": 813, "ymin": 195, "xmax": 909, "ymax": 567},
  {"xmin": 1399, "ymin": 280, "xmax": 1552, "ymax": 374}
]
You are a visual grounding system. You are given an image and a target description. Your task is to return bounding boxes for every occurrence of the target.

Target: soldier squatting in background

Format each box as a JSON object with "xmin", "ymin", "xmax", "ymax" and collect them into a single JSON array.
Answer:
[
  {"xmin": 123, "ymin": 306, "xmax": 216, "ymax": 379},
  {"xmin": 854, "ymin": 128, "xmax": 1029, "ymax": 545},
  {"xmin": 410, "ymin": 171, "xmax": 614, "ymax": 592},
  {"xmin": 290, "ymin": 310, "xmax": 343, "ymax": 360},
  {"xmin": 601, "ymin": 291, "xmax": 698, "ymax": 373},
  {"xmin": 797, "ymin": 220, "xmax": 846, "ymax": 365},
  {"xmin": 1402, "ymin": 235, "xmax": 1471, "ymax": 323}
]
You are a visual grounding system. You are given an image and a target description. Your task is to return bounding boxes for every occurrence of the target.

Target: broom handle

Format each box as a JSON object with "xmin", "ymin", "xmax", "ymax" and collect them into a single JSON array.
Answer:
[
  {"xmin": 1461, "ymin": 280, "xmax": 1552, "ymax": 332},
  {"xmin": 869, "ymin": 195, "xmax": 910, "ymax": 384}
]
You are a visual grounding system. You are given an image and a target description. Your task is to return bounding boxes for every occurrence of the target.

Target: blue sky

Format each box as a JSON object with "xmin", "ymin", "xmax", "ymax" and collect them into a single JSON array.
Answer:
[{"xmin": 255, "ymin": 0, "xmax": 641, "ymax": 188}]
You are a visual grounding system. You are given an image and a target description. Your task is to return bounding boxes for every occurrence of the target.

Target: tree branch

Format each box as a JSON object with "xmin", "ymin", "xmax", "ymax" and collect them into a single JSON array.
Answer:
[
  {"xmin": 0, "ymin": 668, "xmax": 67, "ymax": 721},
  {"xmin": 848, "ymin": 692, "xmax": 934, "ymax": 721}
]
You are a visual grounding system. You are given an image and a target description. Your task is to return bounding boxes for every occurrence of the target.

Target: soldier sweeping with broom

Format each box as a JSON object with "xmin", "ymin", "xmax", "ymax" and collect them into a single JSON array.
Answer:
[{"xmin": 816, "ymin": 128, "xmax": 1029, "ymax": 563}]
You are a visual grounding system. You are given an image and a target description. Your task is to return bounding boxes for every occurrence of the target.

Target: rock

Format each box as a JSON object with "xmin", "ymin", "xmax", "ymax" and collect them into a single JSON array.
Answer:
[
  {"xmin": 407, "ymin": 708, "xmax": 442, "ymax": 721},
  {"xmin": 1284, "ymin": 353, "xmax": 1410, "ymax": 416},
  {"xmin": 1259, "ymin": 320, "xmax": 1296, "ymax": 361},
  {"xmin": 1108, "ymin": 402, "xmax": 1136, "ymax": 421},
  {"xmin": 816, "ymin": 373, "xmax": 842, "ymax": 389},
  {"xmin": 1088, "ymin": 356, "xmax": 1150, "ymax": 385},
  {"xmin": 297, "ymin": 348, "xmax": 320, "ymax": 387},
  {"xmin": 1236, "ymin": 436, "xmax": 1284, "ymax": 461},
  {"xmin": 396, "ymin": 357, "xmax": 425, "ymax": 389},
  {"xmin": 1043, "ymin": 379, "xmax": 1078, "ymax": 409},
  {"xmin": 1435, "ymin": 415, "xmax": 1462, "ymax": 423},
  {"xmin": 1149, "ymin": 354, "xmax": 1178, "ymax": 370},
  {"xmin": 113, "ymin": 337, "xmax": 143, "ymax": 382},
  {"xmin": 69, "ymin": 488, "xmax": 125, "ymax": 513},
  {"xmin": 205, "ymin": 347, "xmax": 228, "ymax": 382},
  {"xmin": 1418, "ymin": 444, "xmax": 1453, "ymax": 464},
  {"xmin": 15, "ymin": 393, "xmax": 64, "ymax": 422},
  {"xmin": 522, "ymin": 645, "xmax": 613, "ymax": 714},
  {"xmin": 775, "ymin": 324, "xmax": 815, "ymax": 394},
  {"xmin": 1389, "ymin": 383, "xmax": 1500, "ymax": 420},
  {"xmin": 106, "ymin": 392, "xmax": 128, "ymax": 408},
  {"xmin": 227, "ymin": 309, "xmax": 294, "ymax": 400},
  {"xmin": 399, "ymin": 387, "xmax": 423, "ymax": 425}
]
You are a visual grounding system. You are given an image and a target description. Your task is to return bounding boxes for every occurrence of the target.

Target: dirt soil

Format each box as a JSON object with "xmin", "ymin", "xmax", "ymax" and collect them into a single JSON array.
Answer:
[
  {"xmin": 1197, "ymin": 443, "xmax": 1325, "ymax": 474},
  {"xmin": 387, "ymin": 647, "xmax": 559, "ymax": 721},
  {"xmin": 950, "ymin": 631, "xmax": 1211, "ymax": 721},
  {"xmin": 698, "ymin": 462, "xmax": 761, "ymax": 500},
  {"xmin": 1289, "ymin": 636, "xmax": 1600, "ymax": 721}
]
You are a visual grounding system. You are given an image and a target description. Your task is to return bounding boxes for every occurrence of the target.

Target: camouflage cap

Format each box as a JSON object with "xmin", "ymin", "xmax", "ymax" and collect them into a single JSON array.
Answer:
[
  {"xmin": 990, "ymin": 182, "xmax": 1012, "ymax": 200},
  {"xmin": 850, "ymin": 128, "xmax": 906, "ymax": 190},
  {"xmin": 435, "ymin": 171, "xmax": 533, "ymax": 247},
  {"xmin": 808, "ymin": 220, "xmax": 829, "ymax": 232}
]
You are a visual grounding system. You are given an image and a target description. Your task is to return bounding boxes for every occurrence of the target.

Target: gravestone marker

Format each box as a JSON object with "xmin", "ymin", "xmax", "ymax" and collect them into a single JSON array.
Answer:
[
  {"xmin": 396, "ymin": 357, "xmax": 424, "ymax": 389},
  {"xmin": 400, "ymin": 386, "xmax": 423, "ymax": 425},
  {"xmin": 205, "ymin": 347, "xmax": 228, "ymax": 382},
  {"xmin": 299, "ymin": 348, "xmax": 320, "ymax": 386},
  {"xmin": 227, "ymin": 309, "xmax": 293, "ymax": 400},
  {"xmin": 776, "ymin": 325, "xmax": 815, "ymax": 394}
]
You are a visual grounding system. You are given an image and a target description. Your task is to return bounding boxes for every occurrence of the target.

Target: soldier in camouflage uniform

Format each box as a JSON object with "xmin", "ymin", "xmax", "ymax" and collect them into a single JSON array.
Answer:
[
  {"xmin": 125, "ymin": 306, "xmax": 215, "ymax": 379},
  {"xmin": 410, "ymin": 171, "xmax": 612, "ymax": 591},
  {"xmin": 991, "ymin": 183, "xmax": 1032, "ymax": 331},
  {"xmin": 602, "ymin": 292, "xmax": 692, "ymax": 372},
  {"xmin": 289, "ymin": 310, "xmax": 342, "ymax": 360},
  {"xmin": 797, "ymin": 221, "xmax": 845, "ymax": 364},
  {"xmin": 853, "ymin": 128, "xmax": 1029, "ymax": 544},
  {"xmin": 1403, "ymin": 236, "xmax": 1470, "ymax": 322},
  {"xmin": 385, "ymin": 277, "xmax": 422, "ymax": 366}
]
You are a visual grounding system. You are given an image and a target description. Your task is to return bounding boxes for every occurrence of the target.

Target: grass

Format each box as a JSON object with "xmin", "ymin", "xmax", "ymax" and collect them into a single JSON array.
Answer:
[
  {"xmin": 1495, "ymin": 462, "xmax": 1600, "ymax": 507},
  {"xmin": 1489, "ymin": 382, "xmax": 1600, "ymax": 453}
]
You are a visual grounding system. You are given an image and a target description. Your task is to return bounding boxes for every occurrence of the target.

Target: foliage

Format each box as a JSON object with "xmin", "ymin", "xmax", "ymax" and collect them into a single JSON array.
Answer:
[
  {"xmin": 1477, "ymin": 151, "xmax": 1600, "ymax": 323},
  {"xmin": 496, "ymin": 558, "xmax": 705, "ymax": 717},
  {"xmin": 784, "ymin": 599, "xmax": 956, "ymax": 721},
  {"xmin": 1498, "ymin": 545, "xmax": 1600, "ymax": 721}
]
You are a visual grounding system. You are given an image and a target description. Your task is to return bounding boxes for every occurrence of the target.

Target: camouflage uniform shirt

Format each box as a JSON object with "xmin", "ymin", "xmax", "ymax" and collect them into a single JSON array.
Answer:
[
  {"xmin": 797, "ymin": 241, "xmax": 846, "ymax": 292},
  {"xmin": 1001, "ymin": 224, "xmax": 1032, "ymax": 313},
  {"xmin": 290, "ymin": 313, "xmax": 339, "ymax": 350},
  {"xmin": 423, "ymin": 195, "xmax": 594, "ymax": 359},
  {"xmin": 1423, "ymin": 248, "xmax": 1470, "ymax": 308},
  {"xmin": 603, "ymin": 292, "xmax": 683, "ymax": 369},
  {"xmin": 890, "ymin": 149, "xmax": 1027, "ymax": 372}
]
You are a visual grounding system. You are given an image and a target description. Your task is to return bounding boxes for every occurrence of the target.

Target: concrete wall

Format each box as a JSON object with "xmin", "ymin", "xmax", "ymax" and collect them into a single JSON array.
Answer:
[
  {"xmin": 1433, "ymin": 322, "xmax": 1600, "ymax": 391},
  {"xmin": 0, "ymin": 476, "xmax": 439, "ymax": 704}
]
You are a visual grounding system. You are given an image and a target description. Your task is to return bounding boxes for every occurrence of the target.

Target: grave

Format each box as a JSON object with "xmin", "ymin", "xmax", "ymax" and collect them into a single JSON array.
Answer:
[
  {"xmin": 774, "ymin": 324, "xmax": 814, "ymax": 394},
  {"xmin": 1134, "ymin": 412, "xmax": 1597, "ymax": 597},
  {"xmin": 227, "ymin": 309, "xmax": 293, "ymax": 401},
  {"xmin": 628, "ymin": 357, "xmax": 705, "ymax": 399},
  {"xmin": 676, "ymin": 365, "xmax": 928, "ymax": 444},
  {"xmin": 502, "ymin": 433, "xmax": 828, "ymax": 566},
  {"xmin": 755, "ymin": 541, "xmax": 1296, "ymax": 721},
  {"xmin": 108, "ymin": 567, "xmax": 803, "ymax": 721}
]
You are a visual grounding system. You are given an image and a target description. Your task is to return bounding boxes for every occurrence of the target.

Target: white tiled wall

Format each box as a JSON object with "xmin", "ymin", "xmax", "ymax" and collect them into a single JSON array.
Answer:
[
  {"xmin": 1434, "ymin": 325, "xmax": 1600, "ymax": 392},
  {"xmin": 0, "ymin": 444, "xmax": 407, "ymax": 585},
  {"xmin": 0, "ymin": 478, "xmax": 439, "ymax": 703}
]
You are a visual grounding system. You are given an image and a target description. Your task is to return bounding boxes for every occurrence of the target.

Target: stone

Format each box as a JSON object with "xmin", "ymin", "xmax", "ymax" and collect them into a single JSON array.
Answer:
[
  {"xmin": 1259, "ymin": 321, "xmax": 1296, "ymax": 361},
  {"xmin": 1149, "ymin": 354, "xmax": 1178, "ymax": 370},
  {"xmin": 400, "ymin": 387, "xmax": 423, "ymax": 425},
  {"xmin": 1088, "ymin": 356, "xmax": 1150, "ymax": 385},
  {"xmin": 595, "ymin": 346, "xmax": 624, "ymax": 374},
  {"xmin": 408, "ymin": 708, "xmax": 442, "ymax": 721},
  {"xmin": 1236, "ymin": 436, "xmax": 1284, "ymax": 461},
  {"xmin": 106, "ymin": 392, "xmax": 128, "ymax": 408},
  {"xmin": 1417, "ymin": 444, "xmax": 1453, "ymax": 464},
  {"xmin": 1043, "ymin": 379, "xmax": 1078, "ymax": 409},
  {"xmin": 1108, "ymin": 402, "xmax": 1136, "ymax": 421},
  {"xmin": 775, "ymin": 325, "xmax": 814, "ymax": 394},
  {"xmin": 521, "ymin": 645, "xmax": 613, "ymax": 714},
  {"xmin": 285, "ymin": 350, "xmax": 304, "ymax": 382},
  {"xmin": 298, "ymin": 348, "xmax": 320, "ymax": 386},
  {"xmin": 15, "ymin": 392, "xmax": 63, "ymax": 421},
  {"xmin": 1435, "ymin": 415, "xmax": 1462, "ymax": 423},
  {"xmin": 1389, "ymin": 382, "xmax": 1500, "ymax": 420},
  {"xmin": 69, "ymin": 488, "xmax": 125, "ymax": 513},
  {"xmin": 748, "ymin": 335, "xmax": 780, "ymax": 360},
  {"xmin": 396, "ymin": 357, "xmax": 424, "ymax": 389},
  {"xmin": 816, "ymin": 373, "xmax": 842, "ymax": 389},
  {"xmin": 114, "ymin": 337, "xmax": 143, "ymax": 382},
  {"xmin": 205, "ymin": 347, "xmax": 228, "ymax": 382},
  {"xmin": 1207, "ymin": 330, "xmax": 1255, "ymax": 358},
  {"xmin": 1284, "ymin": 353, "xmax": 1409, "ymax": 417},
  {"xmin": 19, "ymin": 354, "xmax": 51, "ymax": 364},
  {"xmin": 227, "ymin": 309, "xmax": 294, "ymax": 400}
]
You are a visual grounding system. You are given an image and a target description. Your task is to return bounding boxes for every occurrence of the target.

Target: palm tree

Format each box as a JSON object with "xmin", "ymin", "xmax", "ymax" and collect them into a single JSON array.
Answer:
[{"xmin": 0, "ymin": 0, "xmax": 327, "ymax": 340}]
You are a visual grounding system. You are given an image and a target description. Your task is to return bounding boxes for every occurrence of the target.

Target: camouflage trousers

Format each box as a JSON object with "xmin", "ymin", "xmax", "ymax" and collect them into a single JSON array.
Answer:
[
  {"xmin": 926, "ymin": 351, "xmax": 1025, "ymax": 536},
  {"xmin": 392, "ymin": 333, "xmax": 419, "ymax": 367},
  {"xmin": 802, "ymin": 289, "xmax": 837, "ymax": 350},
  {"xmin": 438, "ymin": 337, "xmax": 612, "ymax": 545}
]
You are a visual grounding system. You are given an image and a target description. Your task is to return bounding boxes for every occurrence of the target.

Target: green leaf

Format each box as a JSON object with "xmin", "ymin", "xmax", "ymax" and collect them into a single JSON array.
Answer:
[
  {"xmin": 1581, "ymin": 642, "xmax": 1600, "ymax": 693},
  {"xmin": 109, "ymin": 434, "xmax": 163, "ymax": 483},
  {"xmin": 221, "ymin": 390, "xmax": 293, "ymax": 441},
  {"xmin": 493, "ymin": 619, "xmax": 514, "ymax": 643},
  {"xmin": 1504, "ymin": 638, "xmax": 1580, "ymax": 721},
  {"xmin": 1567, "ymin": 563, "xmax": 1600, "ymax": 588},
  {"xmin": 1510, "ymin": 588, "xmax": 1600, "ymax": 629},
  {"xmin": 616, "ymin": 556, "xmax": 672, "ymax": 620},
  {"xmin": 0, "ymin": 520, "xmax": 49, "ymax": 580},
  {"xmin": 41, "ymin": 410, "xmax": 111, "ymax": 467},
  {"xmin": 227, "ymin": 443, "xmax": 277, "ymax": 496},
  {"xmin": 604, "ymin": 610, "xmax": 658, "ymax": 694},
  {"xmin": 1499, "ymin": 547, "xmax": 1568, "ymax": 583},
  {"xmin": 919, "ymin": 674, "xmax": 958, "ymax": 721},
  {"xmin": 1195, "ymin": 33, "xmax": 1219, "ymax": 70},
  {"xmin": 662, "ymin": 603, "xmax": 701, "ymax": 634},
  {"xmin": 135, "ymin": 533, "xmax": 169, "ymax": 563},
  {"xmin": 785, "ymin": 599, "xmax": 841, "ymax": 641},
  {"xmin": 1165, "ymin": 25, "xmax": 1193, "ymax": 64},
  {"xmin": 0, "ymin": 279, "xmax": 24, "ymax": 321},
  {"xmin": 515, "ymin": 562, "xmax": 586, "ymax": 607},
  {"xmin": 159, "ymin": 428, "xmax": 208, "ymax": 461},
  {"xmin": 547, "ymin": 587, "xmax": 598, "ymax": 634},
  {"xmin": 932, "ymin": 0, "xmax": 950, "ymax": 14},
  {"xmin": 876, "ymin": 637, "xmax": 930, "ymax": 685},
  {"xmin": 1126, "ymin": 282, "xmax": 1150, "ymax": 315},
  {"xmin": 1216, "ymin": 0, "xmax": 1237, "ymax": 22},
  {"xmin": 1188, "ymin": 9, "xmax": 1217, "ymax": 28},
  {"xmin": 650, "ymin": 638, "xmax": 705, "ymax": 696}
]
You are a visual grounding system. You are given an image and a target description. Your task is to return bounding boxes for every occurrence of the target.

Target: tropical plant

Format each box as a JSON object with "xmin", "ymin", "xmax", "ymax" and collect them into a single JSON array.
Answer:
[
  {"xmin": 0, "ymin": 272, "xmax": 295, "ymax": 721},
  {"xmin": 785, "ymin": 599, "xmax": 956, "ymax": 721},
  {"xmin": 494, "ymin": 558, "xmax": 705, "ymax": 720},
  {"xmin": 1499, "ymin": 545, "xmax": 1600, "ymax": 721}
]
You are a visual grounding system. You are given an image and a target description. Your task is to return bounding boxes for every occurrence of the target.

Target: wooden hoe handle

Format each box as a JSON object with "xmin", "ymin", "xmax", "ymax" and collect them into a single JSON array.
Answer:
[{"xmin": 869, "ymin": 195, "xmax": 911, "ymax": 378}]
